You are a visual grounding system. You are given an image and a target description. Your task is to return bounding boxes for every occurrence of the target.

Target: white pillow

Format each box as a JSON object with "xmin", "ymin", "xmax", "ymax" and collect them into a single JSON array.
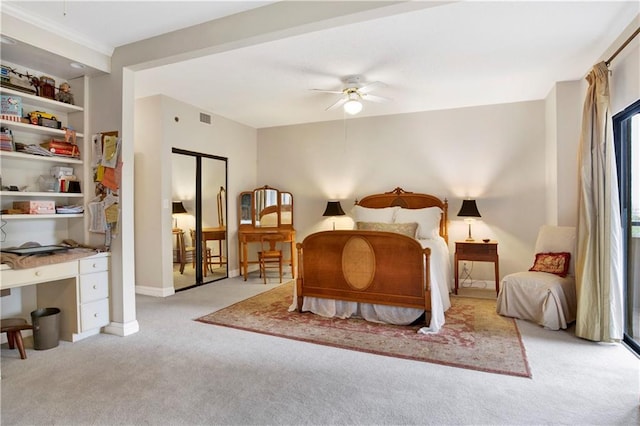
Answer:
[
  {"xmin": 351, "ymin": 205, "xmax": 399, "ymax": 224},
  {"xmin": 394, "ymin": 207, "xmax": 442, "ymax": 239}
]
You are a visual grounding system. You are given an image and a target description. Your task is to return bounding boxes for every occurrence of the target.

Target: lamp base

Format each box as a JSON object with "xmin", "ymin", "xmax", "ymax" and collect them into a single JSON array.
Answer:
[{"xmin": 466, "ymin": 223, "xmax": 474, "ymax": 241}]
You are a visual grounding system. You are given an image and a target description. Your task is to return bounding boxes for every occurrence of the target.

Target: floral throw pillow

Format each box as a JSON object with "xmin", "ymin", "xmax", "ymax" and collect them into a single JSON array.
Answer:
[{"xmin": 529, "ymin": 252, "xmax": 571, "ymax": 277}]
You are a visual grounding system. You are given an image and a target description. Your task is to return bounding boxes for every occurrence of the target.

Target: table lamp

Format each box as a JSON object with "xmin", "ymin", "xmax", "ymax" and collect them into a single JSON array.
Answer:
[
  {"xmin": 457, "ymin": 199, "xmax": 481, "ymax": 241},
  {"xmin": 322, "ymin": 201, "xmax": 346, "ymax": 230},
  {"xmin": 172, "ymin": 201, "xmax": 187, "ymax": 228}
]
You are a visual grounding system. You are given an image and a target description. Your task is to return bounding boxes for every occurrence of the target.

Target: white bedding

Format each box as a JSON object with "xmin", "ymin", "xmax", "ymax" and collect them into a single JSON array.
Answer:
[{"xmin": 289, "ymin": 236, "xmax": 452, "ymax": 333}]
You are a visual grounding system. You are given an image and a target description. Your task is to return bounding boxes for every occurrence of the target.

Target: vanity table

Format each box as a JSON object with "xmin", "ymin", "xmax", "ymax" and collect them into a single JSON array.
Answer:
[{"xmin": 238, "ymin": 185, "xmax": 296, "ymax": 281}]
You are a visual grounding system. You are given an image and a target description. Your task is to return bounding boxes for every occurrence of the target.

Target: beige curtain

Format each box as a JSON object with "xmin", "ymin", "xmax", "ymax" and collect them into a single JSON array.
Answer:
[{"xmin": 575, "ymin": 61, "xmax": 624, "ymax": 342}]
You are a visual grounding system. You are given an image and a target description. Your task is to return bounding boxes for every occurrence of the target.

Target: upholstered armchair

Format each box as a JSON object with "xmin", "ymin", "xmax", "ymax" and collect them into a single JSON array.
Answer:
[{"xmin": 496, "ymin": 225, "xmax": 577, "ymax": 330}]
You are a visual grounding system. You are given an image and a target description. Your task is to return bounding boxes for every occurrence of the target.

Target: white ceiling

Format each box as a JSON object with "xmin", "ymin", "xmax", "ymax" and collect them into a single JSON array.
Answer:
[{"xmin": 2, "ymin": 1, "xmax": 638, "ymax": 129}]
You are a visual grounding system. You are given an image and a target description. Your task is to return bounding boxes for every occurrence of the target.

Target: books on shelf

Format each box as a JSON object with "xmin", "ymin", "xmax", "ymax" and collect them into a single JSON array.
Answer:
[{"xmin": 40, "ymin": 139, "xmax": 80, "ymax": 158}]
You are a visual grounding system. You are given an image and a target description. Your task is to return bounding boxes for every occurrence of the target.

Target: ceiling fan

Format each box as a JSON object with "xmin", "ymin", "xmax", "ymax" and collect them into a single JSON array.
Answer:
[{"xmin": 311, "ymin": 75, "xmax": 391, "ymax": 115}]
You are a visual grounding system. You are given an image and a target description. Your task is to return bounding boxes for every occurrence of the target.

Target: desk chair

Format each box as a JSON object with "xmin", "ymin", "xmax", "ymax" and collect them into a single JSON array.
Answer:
[
  {"xmin": 259, "ymin": 234, "xmax": 284, "ymax": 284},
  {"xmin": 1, "ymin": 318, "xmax": 33, "ymax": 359}
]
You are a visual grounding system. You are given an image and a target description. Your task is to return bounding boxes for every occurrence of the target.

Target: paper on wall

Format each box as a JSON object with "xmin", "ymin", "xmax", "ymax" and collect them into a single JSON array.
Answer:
[{"xmin": 88, "ymin": 199, "xmax": 107, "ymax": 233}]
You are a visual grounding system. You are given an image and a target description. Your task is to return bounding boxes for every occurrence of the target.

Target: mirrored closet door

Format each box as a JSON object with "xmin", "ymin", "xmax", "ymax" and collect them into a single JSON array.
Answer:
[{"xmin": 172, "ymin": 148, "xmax": 228, "ymax": 290}]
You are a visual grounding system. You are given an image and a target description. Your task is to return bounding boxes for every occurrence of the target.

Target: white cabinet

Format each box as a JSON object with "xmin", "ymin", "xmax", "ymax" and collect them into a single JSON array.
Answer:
[{"xmin": 78, "ymin": 256, "xmax": 110, "ymax": 332}]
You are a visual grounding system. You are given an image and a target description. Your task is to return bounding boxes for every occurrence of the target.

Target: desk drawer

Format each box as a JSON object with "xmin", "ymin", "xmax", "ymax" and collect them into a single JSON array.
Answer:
[
  {"xmin": 79, "ymin": 256, "xmax": 109, "ymax": 274},
  {"xmin": 456, "ymin": 243, "xmax": 497, "ymax": 255},
  {"xmin": 80, "ymin": 298, "xmax": 109, "ymax": 331},
  {"xmin": 79, "ymin": 272, "xmax": 109, "ymax": 303},
  {"xmin": 1, "ymin": 262, "xmax": 77, "ymax": 288}
]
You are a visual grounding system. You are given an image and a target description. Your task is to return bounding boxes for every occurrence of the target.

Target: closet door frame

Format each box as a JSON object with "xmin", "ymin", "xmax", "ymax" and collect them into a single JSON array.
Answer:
[{"xmin": 172, "ymin": 147, "xmax": 228, "ymax": 288}]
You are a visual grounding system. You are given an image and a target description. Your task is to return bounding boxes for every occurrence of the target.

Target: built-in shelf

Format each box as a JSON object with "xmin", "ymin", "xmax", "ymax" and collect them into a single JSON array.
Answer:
[
  {"xmin": 0, "ymin": 119, "xmax": 84, "ymax": 139},
  {"xmin": 0, "ymin": 150, "xmax": 83, "ymax": 164},
  {"xmin": 0, "ymin": 214, "xmax": 83, "ymax": 220},
  {"xmin": 0, "ymin": 87, "xmax": 83, "ymax": 113},
  {"xmin": 0, "ymin": 191, "xmax": 83, "ymax": 198}
]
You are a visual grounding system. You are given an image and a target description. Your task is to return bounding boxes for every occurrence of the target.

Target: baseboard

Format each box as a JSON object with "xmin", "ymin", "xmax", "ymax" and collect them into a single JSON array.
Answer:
[
  {"xmin": 458, "ymin": 279, "xmax": 497, "ymax": 290},
  {"xmin": 104, "ymin": 320, "xmax": 140, "ymax": 337},
  {"xmin": 135, "ymin": 285, "xmax": 175, "ymax": 297}
]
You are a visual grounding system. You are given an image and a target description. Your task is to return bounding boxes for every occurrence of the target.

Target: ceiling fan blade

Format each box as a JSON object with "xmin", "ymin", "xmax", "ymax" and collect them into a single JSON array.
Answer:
[
  {"xmin": 310, "ymin": 89, "xmax": 344, "ymax": 94},
  {"xmin": 358, "ymin": 81, "xmax": 387, "ymax": 94},
  {"xmin": 326, "ymin": 96, "xmax": 347, "ymax": 111},
  {"xmin": 361, "ymin": 93, "xmax": 391, "ymax": 103}
]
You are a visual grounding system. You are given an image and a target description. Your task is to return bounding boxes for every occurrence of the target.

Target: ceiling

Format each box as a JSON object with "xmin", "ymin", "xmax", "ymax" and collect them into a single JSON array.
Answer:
[{"xmin": 2, "ymin": 1, "xmax": 638, "ymax": 129}]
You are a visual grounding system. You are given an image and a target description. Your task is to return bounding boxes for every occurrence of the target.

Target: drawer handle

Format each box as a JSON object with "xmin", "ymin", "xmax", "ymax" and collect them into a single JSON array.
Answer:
[
  {"xmin": 93, "ymin": 285, "xmax": 98, "ymax": 290},
  {"xmin": 94, "ymin": 313, "xmax": 99, "ymax": 318},
  {"xmin": 92, "ymin": 263, "xmax": 97, "ymax": 269},
  {"xmin": 35, "ymin": 271, "xmax": 42, "ymax": 276}
]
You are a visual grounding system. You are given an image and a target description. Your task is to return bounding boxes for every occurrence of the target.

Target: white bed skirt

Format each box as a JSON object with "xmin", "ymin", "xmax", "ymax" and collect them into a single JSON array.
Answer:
[{"xmin": 289, "ymin": 237, "xmax": 452, "ymax": 334}]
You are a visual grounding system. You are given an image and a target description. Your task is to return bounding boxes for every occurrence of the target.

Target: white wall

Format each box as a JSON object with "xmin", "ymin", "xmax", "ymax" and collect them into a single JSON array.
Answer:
[
  {"xmin": 545, "ymin": 80, "xmax": 583, "ymax": 227},
  {"xmin": 258, "ymin": 100, "xmax": 547, "ymax": 280},
  {"xmin": 134, "ymin": 95, "xmax": 257, "ymax": 296},
  {"xmin": 608, "ymin": 21, "xmax": 640, "ymax": 115}
]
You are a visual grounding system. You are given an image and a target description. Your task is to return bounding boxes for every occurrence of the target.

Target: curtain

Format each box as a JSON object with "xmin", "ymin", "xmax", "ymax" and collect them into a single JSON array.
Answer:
[{"xmin": 575, "ymin": 61, "xmax": 624, "ymax": 342}]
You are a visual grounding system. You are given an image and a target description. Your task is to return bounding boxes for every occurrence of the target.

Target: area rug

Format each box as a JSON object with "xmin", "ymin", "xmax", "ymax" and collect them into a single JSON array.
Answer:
[{"xmin": 196, "ymin": 282, "xmax": 531, "ymax": 378}]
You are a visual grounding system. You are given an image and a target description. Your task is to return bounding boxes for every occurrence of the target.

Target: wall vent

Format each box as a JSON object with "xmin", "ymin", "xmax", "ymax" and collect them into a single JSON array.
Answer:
[{"xmin": 199, "ymin": 112, "xmax": 212, "ymax": 124}]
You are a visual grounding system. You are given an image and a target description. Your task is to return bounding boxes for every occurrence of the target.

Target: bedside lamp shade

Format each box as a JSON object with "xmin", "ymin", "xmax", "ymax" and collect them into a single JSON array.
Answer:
[
  {"xmin": 457, "ymin": 199, "xmax": 481, "ymax": 241},
  {"xmin": 322, "ymin": 201, "xmax": 346, "ymax": 217},
  {"xmin": 172, "ymin": 202, "xmax": 187, "ymax": 214},
  {"xmin": 323, "ymin": 201, "xmax": 345, "ymax": 230}
]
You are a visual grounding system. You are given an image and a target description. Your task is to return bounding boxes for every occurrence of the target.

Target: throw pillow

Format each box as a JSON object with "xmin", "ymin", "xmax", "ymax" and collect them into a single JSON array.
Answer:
[
  {"xmin": 394, "ymin": 207, "xmax": 442, "ymax": 239},
  {"xmin": 356, "ymin": 221, "xmax": 418, "ymax": 238},
  {"xmin": 529, "ymin": 252, "xmax": 571, "ymax": 277},
  {"xmin": 351, "ymin": 205, "xmax": 399, "ymax": 224}
]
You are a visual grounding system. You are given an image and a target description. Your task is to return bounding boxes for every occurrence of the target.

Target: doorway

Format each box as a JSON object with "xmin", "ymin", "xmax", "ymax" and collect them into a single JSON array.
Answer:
[
  {"xmin": 172, "ymin": 148, "xmax": 228, "ymax": 290},
  {"xmin": 613, "ymin": 98, "xmax": 640, "ymax": 355}
]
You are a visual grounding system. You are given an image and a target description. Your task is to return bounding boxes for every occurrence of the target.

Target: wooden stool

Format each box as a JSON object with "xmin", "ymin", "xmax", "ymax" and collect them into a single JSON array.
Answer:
[{"xmin": 1, "ymin": 318, "xmax": 33, "ymax": 359}]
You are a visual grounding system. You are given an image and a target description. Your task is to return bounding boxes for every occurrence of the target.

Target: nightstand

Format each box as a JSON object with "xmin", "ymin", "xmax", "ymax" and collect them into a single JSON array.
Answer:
[{"xmin": 454, "ymin": 241, "xmax": 500, "ymax": 296}]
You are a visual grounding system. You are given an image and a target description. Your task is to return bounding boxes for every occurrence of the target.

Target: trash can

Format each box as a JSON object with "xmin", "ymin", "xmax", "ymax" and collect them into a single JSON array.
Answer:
[{"xmin": 31, "ymin": 307, "xmax": 61, "ymax": 350}]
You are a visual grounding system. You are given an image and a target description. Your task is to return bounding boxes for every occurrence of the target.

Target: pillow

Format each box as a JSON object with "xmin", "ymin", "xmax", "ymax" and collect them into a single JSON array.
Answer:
[
  {"xmin": 534, "ymin": 225, "xmax": 576, "ymax": 275},
  {"xmin": 351, "ymin": 205, "xmax": 399, "ymax": 224},
  {"xmin": 356, "ymin": 221, "xmax": 418, "ymax": 238},
  {"xmin": 529, "ymin": 252, "xmax": 571, "ymax": 277},
  {"xmin": 394, "ymin": 207, "xmax": 442, "ymax": 239}
]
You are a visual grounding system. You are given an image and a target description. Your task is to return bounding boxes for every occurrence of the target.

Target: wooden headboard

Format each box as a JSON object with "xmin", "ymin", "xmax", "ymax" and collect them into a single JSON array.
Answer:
[{"xmin": 356, "ymin": 187, "xmax": 448, "ymax": 243}]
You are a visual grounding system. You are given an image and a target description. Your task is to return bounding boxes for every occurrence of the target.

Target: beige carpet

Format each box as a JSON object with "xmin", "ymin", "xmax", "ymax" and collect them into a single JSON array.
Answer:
[{"xmin": 197, "ymin": 281, "xmax": 531, "ymax": 377}]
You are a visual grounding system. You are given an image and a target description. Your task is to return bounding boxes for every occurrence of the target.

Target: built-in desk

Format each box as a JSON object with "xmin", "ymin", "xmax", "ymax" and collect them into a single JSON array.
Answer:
[{"xmin": 1, "ymin": 252, "xmax": 110, "ymax": 342}]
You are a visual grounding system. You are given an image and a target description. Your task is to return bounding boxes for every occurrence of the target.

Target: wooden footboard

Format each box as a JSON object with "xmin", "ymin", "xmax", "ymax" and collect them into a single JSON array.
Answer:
[{"xmin": 296, "ymin": 230, "xmax": 431, "ymax": 322}]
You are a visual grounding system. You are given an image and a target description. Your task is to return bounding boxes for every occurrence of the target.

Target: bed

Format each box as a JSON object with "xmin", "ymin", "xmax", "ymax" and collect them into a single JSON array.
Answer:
[{"xmin": 291, "ymin": 187, "xmax": 452, "ymax": 333}]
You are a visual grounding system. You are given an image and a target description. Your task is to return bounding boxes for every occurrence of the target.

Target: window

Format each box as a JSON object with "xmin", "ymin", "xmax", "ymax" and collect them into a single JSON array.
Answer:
[{"xmin": 614, "ymin": 99, "xmax": 640, "ymax": 355}]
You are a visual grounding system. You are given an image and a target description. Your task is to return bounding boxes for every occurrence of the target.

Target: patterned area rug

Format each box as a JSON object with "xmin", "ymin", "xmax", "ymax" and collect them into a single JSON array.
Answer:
[{"xmin": 196, "ymin": 282, "xmax": 531, "ymax": 378}]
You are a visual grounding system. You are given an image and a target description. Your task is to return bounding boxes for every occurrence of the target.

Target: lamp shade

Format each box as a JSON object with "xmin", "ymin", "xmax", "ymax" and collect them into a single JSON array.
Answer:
[
  {"xmin": 322, "ymin": 201, "xmax": 346, "ymax": 217},
  {"xmin": 172, "ymin": 201, "xmax": 187, "ymax": 214},
  {"xmin": 457, "ymin": 199, "xmax": 481, "ymax": 218}
]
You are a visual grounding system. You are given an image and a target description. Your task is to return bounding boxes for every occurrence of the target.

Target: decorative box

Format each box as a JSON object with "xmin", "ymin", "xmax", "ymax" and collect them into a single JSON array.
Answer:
[
  {"xmin": 1, "ymin": 94, "xmax": 22, "ymax": 121},
  {"xmin": 13, "ymin": 200, "xmax": 56, "ymax": 215}
]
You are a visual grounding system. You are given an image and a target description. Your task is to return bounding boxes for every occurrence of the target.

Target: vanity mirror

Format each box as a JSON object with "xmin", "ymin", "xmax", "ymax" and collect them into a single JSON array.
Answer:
[{"xmin": 238, "ymin": 185, "xmax": 295, "ymax": 280}]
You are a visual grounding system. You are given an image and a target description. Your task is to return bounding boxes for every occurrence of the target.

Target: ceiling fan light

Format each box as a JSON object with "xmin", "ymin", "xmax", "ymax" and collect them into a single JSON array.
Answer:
[{"xmin": 343, "ymin": 99, "xmax": 362, "ymax": 115}]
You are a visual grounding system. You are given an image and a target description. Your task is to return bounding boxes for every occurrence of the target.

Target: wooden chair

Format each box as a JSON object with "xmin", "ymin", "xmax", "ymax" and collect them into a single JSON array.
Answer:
[
  {"xmin": 259, "ymin": 234, "xmax": 284, "ymax": 284},
  {"xmin": 188, "ymin": 229, "xmax": 212, "ymax": 276},
  {"xmin": 1, "ymin": 318, "xmax": 33, "ymax": 359}
]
